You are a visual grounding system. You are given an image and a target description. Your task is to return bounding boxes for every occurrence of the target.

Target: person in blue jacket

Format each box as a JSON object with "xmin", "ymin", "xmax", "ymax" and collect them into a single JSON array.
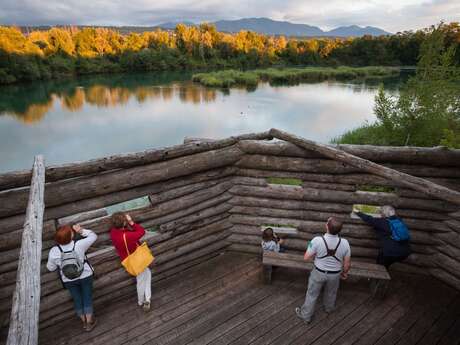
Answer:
[{"xmin": 353, "ymin": 205, "xmax": 411, "ymax": 268}]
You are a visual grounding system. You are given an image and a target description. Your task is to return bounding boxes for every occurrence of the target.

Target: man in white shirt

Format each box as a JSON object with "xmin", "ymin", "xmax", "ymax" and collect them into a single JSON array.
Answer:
[{"xmin": 296, "ymin": 217, "xmax": 351, "ymax": 323}]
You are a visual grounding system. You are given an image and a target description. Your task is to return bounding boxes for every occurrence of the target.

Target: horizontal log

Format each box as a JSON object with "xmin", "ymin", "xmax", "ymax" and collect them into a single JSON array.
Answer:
[
  {"xmin": 302, "ymin": 181, "xmax": 355, "ymax": 192},
  {"xmin": 230, "ymin": 214, "xmax": 441, "ymax": 245},
  {"xmin": 0, "ymin": 146, "xmax": 243, "ymax": 218},
  {"xmin": 236, "ymin": 155, "xmax": 359, "ymax": 174},
  {"xmin": 160, "ymin": 204, "xmax": 231, "ymax": 235},
  {"xmin": 232, "ymin": 176, "xmax": 268, "ymax": 187},
  {"xmin": 438, "ymin": 242, "xmax": 460, "ymax": 260},
  {"xmin": 236, "ymin": 168, "xmax": 460, "ymax": 192},
  {"xmin": 227, "ymin": 243, "xmax": 262, "ymax": 255},
  {"xmin": 449, "ymin": 210, "xmax": 460, "ymax": 220},
  {"xmin": 230, "ymin": 224, "xmax": 434, "ymax": 255},
  {"xmin": 140, "ymin": 193, "xmax": 232, "ymax": 231},
  {"xmin": 132, "ymin": 179, "xmax": 232, "ymax": 222},
  {"xmin": 433, "ymin": 253, "xmax": 460, "ymax": 280},
  {"xmin": 229, "ymin": 195, "xmax": 448, "ymax": 221},
  {"xmin": 0, "ymin": 169, "xmax": 232, "ymax": 241},
  {"xmin": 228, "ymin": 241, "xmax": 378, "ymax": 259},
  {"xmin": 155, "ymin": 231, "xmax": 229, "ymax": 265},
  {"xmin": 430, "ymin": 268, "xmax": 460, "ymax": 291},
  {"xmin": 0, "ymin": 131, "xmax": 270, "ymax": 190},
  {"xmin": 269, "ymin": 129, "xmax": 460, "ymax": 205},
  {"xmin": 57, "ymin": 208, "xmax": 108, "ymax": 227},
  {"xmin": 238, "ymin": 140, "xmax": 460, "ymax": 166},
  {"xmin": 237, "ymin": 153, "xmax": 460, "ymax": 180},
  {"xmin": 154, "ymin": 220, "xmax": 230, "ymax": 256},
  {"xmin": 230, "ymin": 184, "xmax": 457, "ymax": 213},
  {"xmin": 151, "ymin": 241, "xmax": 228, "ymax": 279},
  {"xmin": 0, "ymin": 220, "xmax": 55, "ymax": 251},
  {"xmin": 445, "ymin": 219, "xmax": 460, "ymax": 234},
  {"xmin": 229, "ymin": 205, "xmax": 449, "ymax": 233},
  {"xmin": 436, "ymin": 232, "xmax": 460, "ymax": 250},
  {"xmin": 149, "ymin": 177, "xmax": 229, "ymax": 204}
]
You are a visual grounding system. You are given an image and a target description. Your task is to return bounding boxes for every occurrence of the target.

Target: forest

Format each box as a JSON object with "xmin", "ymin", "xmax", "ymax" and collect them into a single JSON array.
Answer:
[{"xmin": 0, "ymin": 22, "xmax": 459, "ymax": 84}]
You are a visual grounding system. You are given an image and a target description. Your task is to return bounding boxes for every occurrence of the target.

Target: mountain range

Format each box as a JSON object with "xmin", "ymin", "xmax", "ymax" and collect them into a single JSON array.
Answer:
[{"xmin": 158, "ymin": 17, "xmax": 391, "ymax": 37}]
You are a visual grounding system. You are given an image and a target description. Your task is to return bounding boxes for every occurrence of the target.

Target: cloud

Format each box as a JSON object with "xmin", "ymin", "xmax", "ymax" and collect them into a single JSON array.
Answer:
[{"xmin": 0, "ymin": 0, "xmax": 458, "ymax": 32}]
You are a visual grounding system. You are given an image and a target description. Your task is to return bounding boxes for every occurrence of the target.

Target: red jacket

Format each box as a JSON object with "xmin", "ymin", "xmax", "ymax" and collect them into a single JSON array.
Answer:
[{"xmin": 110, "ymin": 223, "xmax": 146, "ymax": 261}]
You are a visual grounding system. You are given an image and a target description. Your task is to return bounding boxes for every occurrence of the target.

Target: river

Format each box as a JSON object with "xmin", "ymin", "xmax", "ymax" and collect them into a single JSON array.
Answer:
[{"xmin": 0, "ymin": 71, "xmax": 406, "ymax": 172}]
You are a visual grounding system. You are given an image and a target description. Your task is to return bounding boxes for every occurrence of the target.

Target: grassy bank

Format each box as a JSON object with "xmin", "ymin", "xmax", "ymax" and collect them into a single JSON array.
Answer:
[{"xmin": 192, "ymin": 66, "xmax": 400, "ymax": 88}]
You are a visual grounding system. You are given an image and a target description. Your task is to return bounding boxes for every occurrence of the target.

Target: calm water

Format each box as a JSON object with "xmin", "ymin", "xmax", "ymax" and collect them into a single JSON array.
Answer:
[{"xmin": 0, "ymin": 72, "xmax": 405, "ymax": 173}]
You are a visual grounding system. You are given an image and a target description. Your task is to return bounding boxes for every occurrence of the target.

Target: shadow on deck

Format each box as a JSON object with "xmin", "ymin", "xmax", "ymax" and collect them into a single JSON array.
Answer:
[{"xmin": 39, "ymin": 253, "xmax": 460, "ymax": 345}]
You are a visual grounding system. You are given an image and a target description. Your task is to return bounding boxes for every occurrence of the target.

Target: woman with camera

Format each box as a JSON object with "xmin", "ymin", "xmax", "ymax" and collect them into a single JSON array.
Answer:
[{"xmin": 46, "ymin": 224, "xmax": 98, "ymax": 331}]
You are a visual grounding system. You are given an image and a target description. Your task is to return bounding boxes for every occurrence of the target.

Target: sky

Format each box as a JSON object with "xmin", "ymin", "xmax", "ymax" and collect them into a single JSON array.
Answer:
[{"xmin": 0, "ymin": 0, "xmax": 459, "ymax": 33}]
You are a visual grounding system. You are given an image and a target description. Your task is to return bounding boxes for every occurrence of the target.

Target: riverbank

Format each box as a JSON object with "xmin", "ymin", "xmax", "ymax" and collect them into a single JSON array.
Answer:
[{"xmin": 192, "ymin": 66, "xmax": 401, "ymax": 88}]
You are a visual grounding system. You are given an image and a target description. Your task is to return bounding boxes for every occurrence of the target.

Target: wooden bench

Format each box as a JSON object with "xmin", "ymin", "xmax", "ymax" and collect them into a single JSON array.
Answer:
[{"xmin": 262, "ymin": 251, "xmax": 391, "ymax": 298}]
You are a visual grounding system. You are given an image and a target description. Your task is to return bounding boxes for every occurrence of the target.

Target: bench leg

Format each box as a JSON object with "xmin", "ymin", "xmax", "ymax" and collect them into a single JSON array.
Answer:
[
  {"xmin": 370, "ymin": 279, "xmax": 390, "ymax": 299},
  {"xmin": 263, "ymin": 265, "xmax": 273, "ymax": 284}
]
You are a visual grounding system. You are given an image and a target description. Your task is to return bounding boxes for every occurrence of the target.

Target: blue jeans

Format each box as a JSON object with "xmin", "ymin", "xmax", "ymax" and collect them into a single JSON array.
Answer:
[{"xmin": 64, "ymin": 275, "xmax": 94, "ymax": 316}]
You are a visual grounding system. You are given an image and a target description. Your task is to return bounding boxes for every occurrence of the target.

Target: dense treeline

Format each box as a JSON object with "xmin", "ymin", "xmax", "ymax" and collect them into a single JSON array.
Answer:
[{"xmin": 0, "ymin": 22, "xmax": 459, "ymax": 84}]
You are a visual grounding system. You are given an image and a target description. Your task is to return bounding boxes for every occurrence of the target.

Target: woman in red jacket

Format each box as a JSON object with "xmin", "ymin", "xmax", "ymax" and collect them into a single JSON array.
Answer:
[{"xmin": 110, "ymin": 212, "xmax": 151, "ymax": 312}]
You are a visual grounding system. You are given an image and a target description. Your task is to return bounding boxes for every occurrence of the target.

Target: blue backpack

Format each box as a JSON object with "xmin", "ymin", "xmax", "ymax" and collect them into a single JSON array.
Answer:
[{"xmin": 388, "ymin": 218, "xmax": 410, "ymax": 241}]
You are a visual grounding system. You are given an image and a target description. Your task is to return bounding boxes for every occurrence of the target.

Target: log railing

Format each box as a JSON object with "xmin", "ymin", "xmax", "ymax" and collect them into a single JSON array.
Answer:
[{"xmin": 6, "ymin": 156, "xmax": 45, "ymax": 345}]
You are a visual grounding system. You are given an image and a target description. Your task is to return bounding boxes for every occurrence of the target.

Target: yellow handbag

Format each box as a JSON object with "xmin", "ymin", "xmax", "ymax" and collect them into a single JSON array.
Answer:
[{"xmin": 121, "ymin": 232, "xmax": 154, "ymax": 276}]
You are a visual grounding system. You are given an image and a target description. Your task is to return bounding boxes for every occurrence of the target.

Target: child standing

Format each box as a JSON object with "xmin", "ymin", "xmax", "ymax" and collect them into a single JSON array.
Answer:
[{"xmin": 261, "ymin": 227, "xmax": 284, "ymax": 252}]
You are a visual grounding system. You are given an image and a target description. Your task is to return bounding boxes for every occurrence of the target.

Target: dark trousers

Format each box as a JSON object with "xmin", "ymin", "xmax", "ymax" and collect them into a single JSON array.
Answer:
[
  {"xmin": 64, "ymin": 275, "xmax": 94, "ymax": 316},
  {"xmin": 377, "ymin": 252, "xmax": 409, "ymax": 268}
]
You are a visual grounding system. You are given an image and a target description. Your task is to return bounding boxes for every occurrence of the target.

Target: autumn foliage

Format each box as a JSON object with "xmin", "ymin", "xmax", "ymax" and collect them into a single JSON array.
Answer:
[{"xmin": 0, "ymin": 22, "xmax": 459, "ymax": 84}]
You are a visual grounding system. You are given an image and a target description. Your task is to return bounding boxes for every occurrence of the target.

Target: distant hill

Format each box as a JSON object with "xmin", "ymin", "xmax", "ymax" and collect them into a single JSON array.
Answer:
[
  {"xmin": 158, "ymin": 17, "xmax": 391, "ymax": 37},
  {"xmin": 213, "ymin": 17, "xmax": 324, "ymax": 37},
  {"xmin": 327, "ymin": 25, "xmax": 390, "ymax": 37},
  {"xmin": 19, "ymin": 18, "xmax": 391, "ymax": 38}
]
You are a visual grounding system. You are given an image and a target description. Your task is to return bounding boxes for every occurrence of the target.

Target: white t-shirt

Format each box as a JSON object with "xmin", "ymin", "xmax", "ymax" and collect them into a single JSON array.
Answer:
[
  {"xmin": 46, "ymin": 229, "xmax": 97, "ymax": 283},
  {"xmin": 261, "ymin": 240, "xmax": 280, "ymax": 252},
  {"xmin": 307, "ymin": 233, "xmax": 351, "ymax": 272}
]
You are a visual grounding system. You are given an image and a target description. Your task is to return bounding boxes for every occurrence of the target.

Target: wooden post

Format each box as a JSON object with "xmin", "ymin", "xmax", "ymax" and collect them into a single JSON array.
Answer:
[
  {"xmin": 269, "ymin": 128, "xmax": 460, "ymax": 206},
  {"xmin": 7, "ymin": 155, "xmax": 45, "ymax": 345}
]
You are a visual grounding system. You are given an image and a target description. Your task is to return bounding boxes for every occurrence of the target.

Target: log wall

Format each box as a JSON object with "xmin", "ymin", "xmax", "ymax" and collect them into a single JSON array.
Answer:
[
  {"xmin": 1, "ymin": 132, "xmax": 460, "ymax": 335},
  {"xmin": 229, "ymin": 140, "xmax": 460, "ymax": 287},
  {"xmin": 0, "ymin": 138, "xmax": 250, "ymax": 332}
]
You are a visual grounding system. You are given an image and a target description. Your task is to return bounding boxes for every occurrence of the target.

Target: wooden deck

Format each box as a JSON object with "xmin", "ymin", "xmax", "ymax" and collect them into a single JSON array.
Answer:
[{"xmin": 37, "ymin": 253, "xmax": 460, "ymax": 345}]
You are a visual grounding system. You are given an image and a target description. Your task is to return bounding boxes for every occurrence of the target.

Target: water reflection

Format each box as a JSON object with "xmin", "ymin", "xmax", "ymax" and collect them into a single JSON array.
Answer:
[
  {"xmin": 0, "ymin": 71, "xmax": 406, "ymax": 125},
  {"xmin": 2, "ymin": 82, "xmax": 220, "ymax": 124},
  {"xmin": 0, "ymin": 71, "xmax": 407, "ymax": 172}
]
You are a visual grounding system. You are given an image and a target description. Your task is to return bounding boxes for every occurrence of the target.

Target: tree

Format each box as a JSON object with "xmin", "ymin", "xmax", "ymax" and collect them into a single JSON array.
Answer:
[{"xmin": 337, "ymin": 25, "xmax": 460, "ymax": 147}]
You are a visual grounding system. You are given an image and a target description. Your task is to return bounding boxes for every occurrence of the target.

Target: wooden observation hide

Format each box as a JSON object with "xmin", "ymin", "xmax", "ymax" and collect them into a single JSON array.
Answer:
[{"xmin": 1, "ymin": 129, "xmax": 459, "ymax": 344}]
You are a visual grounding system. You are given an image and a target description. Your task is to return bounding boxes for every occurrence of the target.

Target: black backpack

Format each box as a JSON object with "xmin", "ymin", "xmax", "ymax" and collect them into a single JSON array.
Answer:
[
  {"xmin": 317, "ymin": 236, "xmax": 342, "ymax": 262},
  {"xmin": 57, "ymin": 242, "xmax": 84, "ymax": 280}
]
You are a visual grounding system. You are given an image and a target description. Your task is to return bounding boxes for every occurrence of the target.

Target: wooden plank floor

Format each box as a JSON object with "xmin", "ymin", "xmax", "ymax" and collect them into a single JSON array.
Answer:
[{"xmin": 36, "ymin": 252, "xmax": 460, "ymax": 345}]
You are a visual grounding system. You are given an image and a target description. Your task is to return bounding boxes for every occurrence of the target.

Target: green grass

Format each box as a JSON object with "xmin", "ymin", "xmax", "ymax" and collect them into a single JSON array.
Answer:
[
  {"xmin": 266, "ymin": 177, "xmax": 303, "ymax": 186},
  {"xmin": 192, "ymin": 66, "xmax": 400, "ymax": 88},
  {"xmin": 352, "ymin": 204, "xmax": 381, "ymax": 215},
  {"xmin": 356, "ymin": 185, "xmax": 396, "ymax": 193}
]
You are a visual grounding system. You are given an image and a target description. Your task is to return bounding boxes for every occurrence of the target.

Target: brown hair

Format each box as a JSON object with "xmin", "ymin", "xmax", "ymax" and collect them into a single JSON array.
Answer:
[
  {"xmin": 55, "ymin": 225, "xmax": 73, "ymax": 245},
  {"xmin": 262, "ymin": 227, "xmax": 275, "ymax": 242},
  {"xmin": 326, "ymin": 217, "xmax": 343, "ymax": 235},
  {"xmin": 111, "ymin": 212, "xmax": 127, "ymax": 229}
]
